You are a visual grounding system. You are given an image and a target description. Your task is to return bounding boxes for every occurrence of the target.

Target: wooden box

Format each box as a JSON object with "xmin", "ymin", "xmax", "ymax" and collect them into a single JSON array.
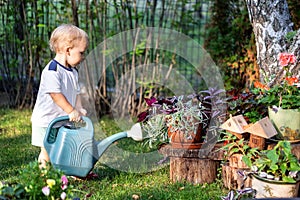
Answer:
[{"xmin": 249, "ymin": 134, "xmax": 265, "ymax": 150}]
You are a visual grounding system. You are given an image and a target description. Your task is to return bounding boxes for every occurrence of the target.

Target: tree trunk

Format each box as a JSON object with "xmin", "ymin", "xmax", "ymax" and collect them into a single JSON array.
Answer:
[
  {"xmin": 245, "ymin": 0, "xmax": 299, "ymax": 86},
  {"xmin": 287, "ymin": 29, "xmax": 300, "ymax": 78},
  {"xmin": 71, "ymin": 0, "xmax": 79, "ymax": 26}
]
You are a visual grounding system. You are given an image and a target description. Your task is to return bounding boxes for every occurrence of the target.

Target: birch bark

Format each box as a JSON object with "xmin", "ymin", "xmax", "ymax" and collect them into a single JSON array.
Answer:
[{"xmin": 245, "ymin": 0, "xmax": 299, "ymax": 86}]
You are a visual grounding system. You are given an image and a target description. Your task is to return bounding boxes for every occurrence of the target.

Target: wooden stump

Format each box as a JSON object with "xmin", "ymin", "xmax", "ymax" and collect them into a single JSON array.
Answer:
[
  {"xmin": 159, "ymin": 144, "xmax": 220, "ymax": 185},
  {"xmin": 170, "ymin": 157, "xmax": 217, "ymax": 184},
  {"xmin": 223, "ymin": 154, "xmax": 251, "ymax": 190},
  {"xmin": 228, "ymin": 154, "xmax": 248, "ymax": 169},
  {"xmin": 222, "ymin": 164, "xmax": 252, "ymax": 190}
]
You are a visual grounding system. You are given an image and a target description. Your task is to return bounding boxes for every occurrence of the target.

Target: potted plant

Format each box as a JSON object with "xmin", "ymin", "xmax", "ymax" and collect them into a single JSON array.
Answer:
[
  {"xmin": 217, "ymin": 131, "xmax": 259, "ymax": 189},
  {"xmin": 219, "ymin": 131, "xmax": 259, "ymax": 169},
  {"xmin": 138, "ymin": 94, "xmax": 208, "ymax": 149},
  {"xmin": 253, "ymin": 52, "xmax": 300, "ymax": 140},
  {"xmin": 138, "ymin": 88, "xmax": 227, "ymax": 185},
  {"xmin": 137, "ymin": 88, "xmax": 226, "ymax": 149},
  {"xmin": 243, "ymin": 140, "xmax": 300, "ymax": 198}
]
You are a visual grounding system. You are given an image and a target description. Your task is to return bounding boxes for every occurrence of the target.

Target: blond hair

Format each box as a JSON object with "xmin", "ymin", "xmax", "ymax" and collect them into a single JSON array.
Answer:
[{"xmin": 49, "ymin": 24, "xmax": 88, "ymax": 53}]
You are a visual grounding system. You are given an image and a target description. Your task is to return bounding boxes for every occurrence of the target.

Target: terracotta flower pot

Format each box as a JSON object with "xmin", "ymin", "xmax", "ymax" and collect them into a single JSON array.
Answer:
[{"xmin": 168, "ymin": 125, "xmax": 203, "ymax": 149}]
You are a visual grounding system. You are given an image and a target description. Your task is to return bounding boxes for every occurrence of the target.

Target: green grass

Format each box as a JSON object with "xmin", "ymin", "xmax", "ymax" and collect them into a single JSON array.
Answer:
[{"xmin": 0, "ymin": 109, "xmax": 228, "ymax": 199}]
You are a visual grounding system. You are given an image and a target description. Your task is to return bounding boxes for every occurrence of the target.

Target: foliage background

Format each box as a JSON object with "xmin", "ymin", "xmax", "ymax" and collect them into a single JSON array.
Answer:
[{"xmin": 0, "ymin": 0, "xmax": 299, "ymax": 116}]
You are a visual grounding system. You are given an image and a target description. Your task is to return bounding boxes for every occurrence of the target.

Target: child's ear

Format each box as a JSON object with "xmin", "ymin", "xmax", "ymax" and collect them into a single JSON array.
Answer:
[{"xmin": 65, "ymin": 46, "xmax": 71, "ymax": 55}]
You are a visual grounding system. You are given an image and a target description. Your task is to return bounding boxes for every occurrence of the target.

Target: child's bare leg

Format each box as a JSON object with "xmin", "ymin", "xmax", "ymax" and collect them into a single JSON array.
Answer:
[{"xmin": 38, "ymin": 147, "xmax": 50, "ymax": 169}]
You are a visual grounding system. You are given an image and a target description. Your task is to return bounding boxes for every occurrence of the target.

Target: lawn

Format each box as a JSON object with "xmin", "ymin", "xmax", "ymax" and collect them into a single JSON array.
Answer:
[{"xmin": 0, "ymin": 109, "xmax": 228, "ymax": 199}]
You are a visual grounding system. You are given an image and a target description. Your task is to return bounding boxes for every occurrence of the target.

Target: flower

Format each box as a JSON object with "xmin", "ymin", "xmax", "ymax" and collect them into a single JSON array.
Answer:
[
  {"xmin": 61, "ymin": 191, "xmax": 67, "ymax": 200},
  {"xmin": 285, "ymin": 77, "xmax": 299, "ymax": 85},
  {"xmin": 42, "ymin": 186, "xmax": 50, "ymax": 196},
  {"xmin": 253, "ymin": 81, "xmax": 269, "ymax": 90},
  {"xmin": 278, "ymin": 52, "xmax": 296, "ymax": 66},
  {"xmin": 18, "ymin": 161, "xmax": 82, "ymax": 199},
  {"xmin": 61, "ymin": 175, "xmax": 68, "ymax": 189},
  {"xmin": 61, "ymin": 175, "xmax": 68, "ymax": 184},
  {"xmin": 61, "ymin": 184, "xmax": 68, "ymax": 190},
  {"xmin": 254, "ymin": 52, "xmax": 300, "ymax": 110},
  {"xmin": 46, "ymin": 179, "xmax": 56, "ymax": 188}
]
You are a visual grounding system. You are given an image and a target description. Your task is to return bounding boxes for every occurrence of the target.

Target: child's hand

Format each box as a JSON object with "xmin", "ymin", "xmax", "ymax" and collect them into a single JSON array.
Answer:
[{"xmin": 68, "ymin": 109, "xmax": 81, "ymax": 122}]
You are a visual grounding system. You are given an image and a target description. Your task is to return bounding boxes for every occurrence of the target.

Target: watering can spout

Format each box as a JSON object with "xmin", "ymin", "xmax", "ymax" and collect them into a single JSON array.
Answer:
[
  {"xmin": 96, "ymin": 131, "xmax": 127, "ymax": 159},
  {"xmin": 96, "ymin": 123, "xmax": 143, "ymax": 158},
  {"xmin": 127, "ymin": 123, "xmax": 143, "ymax": 141}
]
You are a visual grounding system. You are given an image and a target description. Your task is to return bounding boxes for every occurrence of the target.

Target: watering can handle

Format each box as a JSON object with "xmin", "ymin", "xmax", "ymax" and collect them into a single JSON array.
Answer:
[
  {"xmin": 48, "ymin": 115, "xmax": 70, "ymax": 129},
  {"xmin": 44, "ymin": 116, "xmax": 92, "ymax": 144}
]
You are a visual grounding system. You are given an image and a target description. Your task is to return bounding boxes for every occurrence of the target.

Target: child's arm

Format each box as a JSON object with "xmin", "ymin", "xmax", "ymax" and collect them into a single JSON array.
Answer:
[{"xmin": 50, "ymin": 93, "xmax": 81, "ymax": 121}]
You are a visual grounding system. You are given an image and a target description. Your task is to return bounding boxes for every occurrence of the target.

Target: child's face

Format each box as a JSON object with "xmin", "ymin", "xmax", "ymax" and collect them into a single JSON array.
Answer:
[{"xmin": 66, "ymin": 39, "xmax": 87, "ymax": 67}]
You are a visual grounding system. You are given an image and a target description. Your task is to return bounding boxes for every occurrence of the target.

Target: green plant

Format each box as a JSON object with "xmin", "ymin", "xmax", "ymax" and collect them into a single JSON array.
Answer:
[
  {"xmin": 138, "ymin": 94, "xmax": 209, "ymax": 148},
  {"xmin": 253, "ymin": 53, "xmax": 300, "ymax": 110},
  {"xmin": 218, "ymin": 132, "xmax": 259, "ymax": 164},
  {"xmin": 245, "ymin": 141, "xmax": 300, "ymax": 183},
  {"xmin": 0, "ymin": 161, "xmax": 79, "ymax": 199},
  {"xmin": 18, "ymin": 161, "xmax": 78, "ymax": 200},
  {"xmin": 138, "ymin": 88, "xmax": 227, "ymax": 148},
  {"xmin": 227, "ymin": 90, "xmax": 266, "ymax": 123},
  {"xmin": 165, "ymin": 96, "xmax": 208, "ymax": 136},
  {"xmin": 140, "ymin": 112, "xmax": 169, "ymax": 148},
  {"xmin": 0, "ymin": 181, "xmax": 25, "ymax": 199}
]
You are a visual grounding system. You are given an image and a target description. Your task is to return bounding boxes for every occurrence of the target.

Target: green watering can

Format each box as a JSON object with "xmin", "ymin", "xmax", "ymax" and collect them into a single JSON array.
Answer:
[{"xmin": 44, "ymin": 116, "xmax": 143, "ymax": 177}]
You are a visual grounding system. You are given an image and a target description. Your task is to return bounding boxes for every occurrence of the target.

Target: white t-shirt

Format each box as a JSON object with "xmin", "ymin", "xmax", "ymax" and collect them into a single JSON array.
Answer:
[{"xmin": 31, "ymin": 60, "xmax": 80, "ymax": 127}]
